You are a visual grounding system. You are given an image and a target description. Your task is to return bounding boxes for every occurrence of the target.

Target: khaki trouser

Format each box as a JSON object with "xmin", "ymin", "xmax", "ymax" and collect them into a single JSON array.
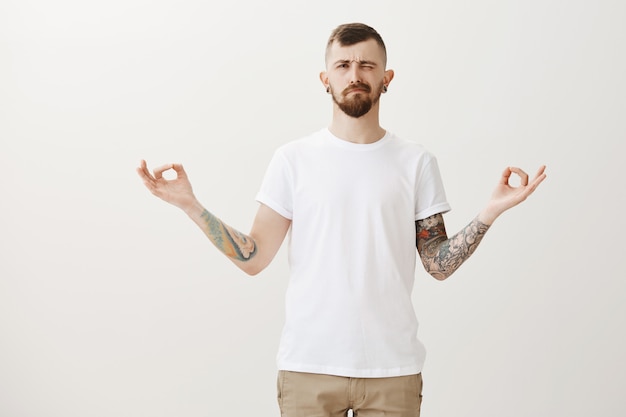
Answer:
[{"xmin": 277, "ymin": 371, "xmax": 423, "ymax": 417}]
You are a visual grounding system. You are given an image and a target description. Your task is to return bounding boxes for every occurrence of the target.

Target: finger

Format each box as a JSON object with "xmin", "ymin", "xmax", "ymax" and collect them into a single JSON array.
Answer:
[
  {"xmin": 509, "ymin": 167, "xmax": 529, "ymax": 186},
  {"xmin": 136, "ymin": 166, "xmax": 148, "ymax": 181},
  {"xmin": 530, "ymin": 169, "xmax": 547, "ymax": 189},
  {"xmin": 152, "ymin": 163, "xmax": 174, "ymax": 180},
  {"xmin": 138, "ymin": 160, "xmax": 154, "ymax": 180},
  {"xmin": 533, "ymin": 165, "xmax": 547, "ymax": 181},
  {"xmin": 499, "ymin": 167, "xmax": 512, "ymax": 185},
  {"xmin": 171, "ymin": 163, "xmax": 187, "ymax": 179},
  {"xmin": 137, "ymin": 168, "xmax": 157, "ymax": 192},
  {"xmin": 520, "ymin": 166, "xmax": 547, "ymax": 198},
  {"xmin": 524, "ymin": 166, "xmax": 547, "ymax": 190},
  {"xmin": 136, "ymin": 160, "xmax": 156, "ymax": 188}
]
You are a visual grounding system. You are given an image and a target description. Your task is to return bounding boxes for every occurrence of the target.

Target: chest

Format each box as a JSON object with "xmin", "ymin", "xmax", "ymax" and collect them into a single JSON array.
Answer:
[{"xmin": 291, "ymin": 149, "xmax": 417, "ymax": 216}]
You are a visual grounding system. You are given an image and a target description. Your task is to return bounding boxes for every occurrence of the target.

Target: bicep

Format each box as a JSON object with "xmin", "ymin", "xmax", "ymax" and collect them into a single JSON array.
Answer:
[
  {"xmin": 415, "ymin": 213, "xmax": 448, "ymax": 257},
  {"xmin": 249, "ymin": 203, "xmax": 291, "ymax": 266}
]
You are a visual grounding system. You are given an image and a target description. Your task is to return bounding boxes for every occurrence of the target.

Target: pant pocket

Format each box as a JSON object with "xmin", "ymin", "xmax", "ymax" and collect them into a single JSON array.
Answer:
[
  {"xmin": 277, "ymin": 371, "xmax": 285, "ymax": 411},
  {"xmin": 416, "ymin": 373, "xmax": 423, "ymax": 412}
]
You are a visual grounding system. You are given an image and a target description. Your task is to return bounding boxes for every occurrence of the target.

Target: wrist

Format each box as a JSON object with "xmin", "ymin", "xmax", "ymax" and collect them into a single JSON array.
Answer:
[
  {"xmin": 182, "ymin": 199, "xmax": 204, "ymax": 217},
  {"xmin": 477, "ymin": 206, "xmax": 500, "ymax": 226}
]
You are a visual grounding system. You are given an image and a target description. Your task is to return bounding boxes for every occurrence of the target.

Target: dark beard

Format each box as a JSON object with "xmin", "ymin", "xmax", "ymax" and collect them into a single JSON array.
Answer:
[{"xmin": 331, "ymin": 82, "xmax": 383, "ymax": 118}]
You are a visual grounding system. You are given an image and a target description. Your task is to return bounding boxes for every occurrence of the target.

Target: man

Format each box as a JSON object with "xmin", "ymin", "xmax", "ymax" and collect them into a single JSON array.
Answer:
[{"xmin": 137, "ymin": 23, "xmax": 546, "ymax": 417}]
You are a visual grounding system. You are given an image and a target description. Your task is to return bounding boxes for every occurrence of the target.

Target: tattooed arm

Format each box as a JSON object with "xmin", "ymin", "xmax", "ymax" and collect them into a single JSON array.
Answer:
[
  {"xmin": 137, "ymin": 160, "xmax": 290, "ymax": 275},
  {"xmin": 416, "ymin": 165, "xmax": 547, "ymax": 280},
  {"xmin": 186, "ymin": 202, "xmax": 290, "ymax": 275},
  {"xmin": 416, "ymin": 214, "xmax": 489, "ymax": 280}
]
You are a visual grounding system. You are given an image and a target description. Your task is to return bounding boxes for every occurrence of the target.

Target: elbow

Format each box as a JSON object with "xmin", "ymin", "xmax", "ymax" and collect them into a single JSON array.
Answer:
[
  {"xmin": 429, "ymin": 270, "xmax": 452, "ymax": 281},
  {"xmin": 422, "ymin": 261, "xmax": 453, "ymax": 281},
  {"xmin": 244, "ymin": 268, "xmax": 262, "ymax": 277},
  {"xmin": 238, "ymin": 259, "xmax": 268, "ymax": 277},
  {"xmin": 420, "ymin": 255, "xmax": 456, "ymax": 281},
  {"xmin": 240, "ymin": 264, "xmax": 262, "ymax": 276}
]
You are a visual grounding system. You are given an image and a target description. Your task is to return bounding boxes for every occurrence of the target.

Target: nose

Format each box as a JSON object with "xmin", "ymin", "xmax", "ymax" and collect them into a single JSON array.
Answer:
[{"xmin": 348, "ymin": 64, "xmax": 362, "ymax": 84}]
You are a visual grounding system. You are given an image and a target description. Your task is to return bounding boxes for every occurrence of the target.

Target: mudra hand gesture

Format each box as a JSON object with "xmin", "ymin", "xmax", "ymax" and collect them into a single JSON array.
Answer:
[
  {"xmin": 480, "ymin": 165, "xmax": 547, "ymax": 224},
  {"xmin": 136, "ymin": 160, "xmax": 198, "ymax": 213}
]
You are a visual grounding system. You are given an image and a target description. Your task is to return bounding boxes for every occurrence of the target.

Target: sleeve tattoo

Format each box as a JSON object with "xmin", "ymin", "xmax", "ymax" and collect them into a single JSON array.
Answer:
[
  {"xmin": 416, "ymin": 213, "xmax": 490, "ymax": 280},
  {"xmin": 200, "ymin": 209, "xmax": 257, "ymax": 261}
]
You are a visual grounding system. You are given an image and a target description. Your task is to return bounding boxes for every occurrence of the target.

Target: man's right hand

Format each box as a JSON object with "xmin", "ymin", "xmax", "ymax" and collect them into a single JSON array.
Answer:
[
  {"xmin": 136, "ymin": 159, "xmax": 291, "ymax": 275},
  {"xmin": 136, "ymin": 160, "xmax": 197, "ymax": 213}
]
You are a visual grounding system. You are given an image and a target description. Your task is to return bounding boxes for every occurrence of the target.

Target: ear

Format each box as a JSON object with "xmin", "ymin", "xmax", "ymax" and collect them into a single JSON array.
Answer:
[
  {"xmin": 383, "ymin": 69, "xmax": 395, "ymax": 86},
  {"xmin": 319, "ymin": 71, "xmax": 329, "ymax": 89}
]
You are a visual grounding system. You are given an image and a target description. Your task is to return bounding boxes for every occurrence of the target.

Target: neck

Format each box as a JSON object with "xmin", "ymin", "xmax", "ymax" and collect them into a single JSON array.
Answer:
[{"xmin": 328, "ymin": 102, "xmax": 386, "ymax": 144}]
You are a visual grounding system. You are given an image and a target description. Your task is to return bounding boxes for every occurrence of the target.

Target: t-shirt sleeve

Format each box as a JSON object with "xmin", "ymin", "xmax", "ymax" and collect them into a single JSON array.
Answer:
[
  {"xmin": 415, "ymin": 154, "xmax": 452, "ymax": 221},
  {"xmin": 255, "ymin": 149, "xmax": 294, "ymax": 220}
]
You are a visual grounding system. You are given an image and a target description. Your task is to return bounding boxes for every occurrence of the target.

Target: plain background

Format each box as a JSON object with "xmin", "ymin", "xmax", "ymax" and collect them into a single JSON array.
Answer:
[{"xmin": 1, "ymin": 0, "xmax": 624, "ymax": 416}]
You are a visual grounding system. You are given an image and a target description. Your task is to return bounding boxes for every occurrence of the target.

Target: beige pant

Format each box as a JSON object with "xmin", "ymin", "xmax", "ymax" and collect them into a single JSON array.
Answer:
[{"xmin": 277, "ymin": 371, "xmax": 423, "ymax": 417}]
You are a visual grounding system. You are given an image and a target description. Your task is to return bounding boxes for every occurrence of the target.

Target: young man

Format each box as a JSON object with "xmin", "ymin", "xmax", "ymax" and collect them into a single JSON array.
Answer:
[{"xmin": 137, "ymin": 23, "xmax": 546, "ymax": 417}]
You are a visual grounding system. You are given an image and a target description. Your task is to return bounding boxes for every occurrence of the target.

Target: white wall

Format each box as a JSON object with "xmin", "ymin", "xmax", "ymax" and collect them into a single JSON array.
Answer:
[{"xmin": 1, "ymin": 1, "xmax": 624, "ymax": 416}]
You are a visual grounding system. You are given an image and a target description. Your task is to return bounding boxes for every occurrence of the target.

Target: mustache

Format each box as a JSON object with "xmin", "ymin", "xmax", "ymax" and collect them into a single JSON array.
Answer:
[{"xmin": 342, "ymin": 83, "xmax": 372, "ymax": 95}]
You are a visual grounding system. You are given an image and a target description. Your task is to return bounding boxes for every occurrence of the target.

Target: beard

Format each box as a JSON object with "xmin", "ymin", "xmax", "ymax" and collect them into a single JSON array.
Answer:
[{"xmin": 331, "ymin": 81, "xmax": 384, "ymax": 118}]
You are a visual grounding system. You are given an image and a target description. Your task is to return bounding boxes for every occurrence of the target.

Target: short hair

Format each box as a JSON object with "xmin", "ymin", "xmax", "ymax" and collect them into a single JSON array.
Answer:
[{"xmin": 325, "ymin": 23, "xmax": 387, "ymax": 66}]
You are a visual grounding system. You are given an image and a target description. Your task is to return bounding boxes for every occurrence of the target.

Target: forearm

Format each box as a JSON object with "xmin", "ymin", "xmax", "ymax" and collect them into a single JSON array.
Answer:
[
  {"xmin": 184, "ymin": 201, "xmax": 259, "ymax": 273},
  {"xmin": 419, "ymin": 215, "xmax": 490, "ymax": 280},
  {"xmin": 137, "ymin": 159, "xmax": 281, "ymax": 275}
]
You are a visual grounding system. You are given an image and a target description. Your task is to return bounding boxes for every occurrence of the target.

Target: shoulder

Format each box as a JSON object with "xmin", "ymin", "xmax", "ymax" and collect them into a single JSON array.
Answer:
[
  {"xmin": 274, "ymin": 129, "xmax": 327, "ymax": 155},
  {"xmin": 272, "ymin": 129, "xmax": 334, "ymax": 166},
  {"xmin": 387, "ymin": 132, "xmax": 437, "ymax": 163}
]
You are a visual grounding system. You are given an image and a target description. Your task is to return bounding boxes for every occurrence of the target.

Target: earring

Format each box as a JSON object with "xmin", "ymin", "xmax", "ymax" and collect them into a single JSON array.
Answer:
[
  {"xmin": 326, "ymin": 86, "xmax": 331, "ymax": 93},
  {"xmin": 383, "ymin": 85, "xmax": 388, "ymax": 93}
]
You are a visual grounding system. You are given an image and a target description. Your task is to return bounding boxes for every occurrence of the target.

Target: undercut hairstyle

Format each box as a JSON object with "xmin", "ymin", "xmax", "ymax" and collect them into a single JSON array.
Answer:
[{"xmin": 325, "ymin": 23, "xmax": 387, "ymax": 66}]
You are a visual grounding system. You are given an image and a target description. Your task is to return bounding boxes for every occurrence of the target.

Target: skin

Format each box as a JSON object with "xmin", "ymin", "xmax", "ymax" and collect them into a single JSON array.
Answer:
[
  {"xmin": 136, "ymin": 160, "xmax": 290, "ymax": 275},
  {"xmin": 136, "ymin": 38, "xmax": 547, "ymax": 279},
  {"xmin": 320, "ymin": 38, "xmax": 394, "ymax": 144},
  {"xmin": 417, "ymin": 165, "xmax": 546, "ymax": 279}
]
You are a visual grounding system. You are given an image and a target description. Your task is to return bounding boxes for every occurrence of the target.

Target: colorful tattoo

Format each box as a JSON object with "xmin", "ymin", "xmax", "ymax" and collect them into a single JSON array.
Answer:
[
  {"xmin": 201, "ymin": 209, "xmax": 257, "ymax": 261},
  {"xmin": 416, "ymin": 214, "xmax": 490, "ymax": 280}
]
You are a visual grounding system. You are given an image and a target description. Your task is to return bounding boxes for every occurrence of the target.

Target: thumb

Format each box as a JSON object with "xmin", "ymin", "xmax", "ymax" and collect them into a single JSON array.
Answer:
[{"xmin": 171, "ymin": 163, "xmax": 188, "ymax": 179}]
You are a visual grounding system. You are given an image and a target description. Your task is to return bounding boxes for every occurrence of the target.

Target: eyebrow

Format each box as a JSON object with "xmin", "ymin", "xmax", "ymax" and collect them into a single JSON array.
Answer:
[{"xmin": 333, "ymin": 59, "xmax": 378, "ymax": 66}]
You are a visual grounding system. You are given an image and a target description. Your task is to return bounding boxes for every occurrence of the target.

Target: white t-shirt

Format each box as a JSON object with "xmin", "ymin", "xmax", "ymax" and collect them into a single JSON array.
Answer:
[{"xmin": 256, "ymin": 128, "xmax": 451, "ymax": 378}]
